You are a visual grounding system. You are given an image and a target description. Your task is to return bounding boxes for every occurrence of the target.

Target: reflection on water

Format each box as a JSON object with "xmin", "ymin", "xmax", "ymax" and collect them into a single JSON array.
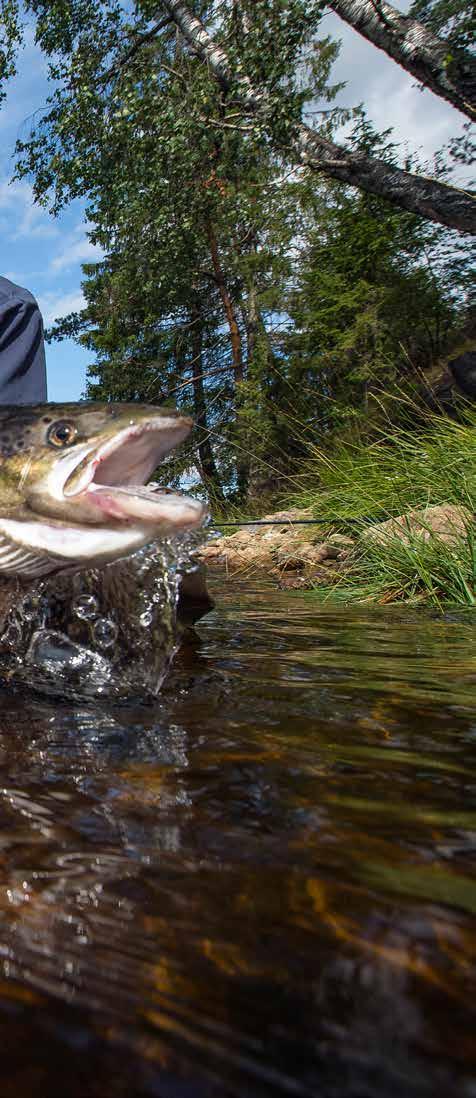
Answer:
[{"xmin": 0, "ymin": 574, "xmax": 475, "ymax": 1096}]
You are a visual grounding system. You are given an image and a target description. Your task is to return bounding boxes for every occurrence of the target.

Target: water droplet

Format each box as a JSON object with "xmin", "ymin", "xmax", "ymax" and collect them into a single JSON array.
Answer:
[
  {"xmin": 73, "ymin": 594, "xmax": 99, "ymax": 621},
  {"xmin": 26, "ymin": 629, "xmax": 113, "ymax": 681},
  {"xmin": 2, "ymin": 621, "xmax": 21, "ymax": 649},
  {"xmin": 92, "ymin": 617, "xmax": 118, "ymax": 649},
  {"xmin": 21, "ymin": 594, "xmax": 45, "ymax": 621}
]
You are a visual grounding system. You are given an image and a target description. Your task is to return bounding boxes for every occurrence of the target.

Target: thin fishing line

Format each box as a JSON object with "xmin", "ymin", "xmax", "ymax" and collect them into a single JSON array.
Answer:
[{"xmin": 212, "ymin": 518, "xmax": 369, "ymax": 526}]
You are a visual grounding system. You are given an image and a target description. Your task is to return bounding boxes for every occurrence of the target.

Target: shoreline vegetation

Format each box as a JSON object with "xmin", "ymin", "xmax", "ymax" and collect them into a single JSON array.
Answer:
[
  {"xmin": 1, "ymin": 0, "xmax": 473, "ymax": 606},
  {"xmin": 201, "ymin": 404, "xmax": 475, "ymax": 608}
]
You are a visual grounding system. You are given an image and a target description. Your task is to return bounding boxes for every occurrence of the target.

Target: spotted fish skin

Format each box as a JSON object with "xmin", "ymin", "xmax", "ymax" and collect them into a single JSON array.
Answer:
[
  {"xmin": 0, "ymin": 403, "xmax": 209, "ymax": 700},
  {"xmin": 0, "ymin": 402, "xmax": 206, "ymax": 580}
]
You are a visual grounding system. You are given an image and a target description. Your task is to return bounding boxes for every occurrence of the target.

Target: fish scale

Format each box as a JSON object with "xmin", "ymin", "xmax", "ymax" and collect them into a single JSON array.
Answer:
[{"xmin": 0, "ymin": 402, "xmax": 208, "ymax": 698}]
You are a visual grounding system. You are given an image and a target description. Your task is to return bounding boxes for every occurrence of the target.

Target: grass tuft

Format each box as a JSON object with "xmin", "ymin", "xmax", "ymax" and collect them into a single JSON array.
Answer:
[
  {"xmin": 293, "ymin": 404, "xmax": 476, "ymax": 528},
  {"xmin": 291, "ymin": 404, "xmax": 475, "ymax": 606},
  {"xmin": 311, "ymin": 527, "xmax": 475, "ymax": 608}
]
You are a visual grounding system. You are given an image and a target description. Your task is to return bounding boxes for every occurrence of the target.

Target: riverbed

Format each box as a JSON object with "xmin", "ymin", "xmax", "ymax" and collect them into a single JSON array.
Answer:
[{"xmin": 0, "ymin": 574, "xmax": 475, "ymax": 1096}]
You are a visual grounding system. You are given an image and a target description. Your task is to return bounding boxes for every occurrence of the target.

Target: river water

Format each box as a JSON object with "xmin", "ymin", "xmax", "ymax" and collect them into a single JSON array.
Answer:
[{"xmin": 0, "ymin": 574, "xmax": 475, "ymax": 1097}]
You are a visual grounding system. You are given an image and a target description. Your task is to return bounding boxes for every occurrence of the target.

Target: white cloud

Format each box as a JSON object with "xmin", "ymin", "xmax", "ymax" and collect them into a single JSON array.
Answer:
[
  {"xmin": 322, "ymin": 11, "xmax": 471, "ymax": 177},
  {"xmin": 0, "ymin": 177, "xmax": 58, "ymax": 240},
  {"xmin": 50, "ymin": 233, "xmax": 103, "ymax": 272},
  {"xmin": 38, "ymin": 289, "xmax": 86, "ymax": 326}
]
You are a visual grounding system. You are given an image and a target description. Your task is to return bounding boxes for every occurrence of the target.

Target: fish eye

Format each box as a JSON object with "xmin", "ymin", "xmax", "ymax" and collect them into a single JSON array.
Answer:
[{"xmin": 47, "ymin": 421, "xmax": 77, "ymax": 448}]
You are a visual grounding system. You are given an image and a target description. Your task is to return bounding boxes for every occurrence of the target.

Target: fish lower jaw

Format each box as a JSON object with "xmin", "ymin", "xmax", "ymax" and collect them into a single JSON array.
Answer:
[
  {"xmin": 0, "ymin": 511, "xmax": 202, "ymax": 579},
  {"xmin": 84, "ymin": 484, "xmax": 206, "ymax": 528},
  {"xmin": 0, "ymin": 519, "xmax": 152, "ymax": 577}
]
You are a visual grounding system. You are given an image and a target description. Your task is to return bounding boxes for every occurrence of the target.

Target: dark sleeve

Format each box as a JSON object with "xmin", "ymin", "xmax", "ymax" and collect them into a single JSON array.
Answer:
[{"xmin": 0, "ymin": 292, "xmax": 47, "ymax": 404}]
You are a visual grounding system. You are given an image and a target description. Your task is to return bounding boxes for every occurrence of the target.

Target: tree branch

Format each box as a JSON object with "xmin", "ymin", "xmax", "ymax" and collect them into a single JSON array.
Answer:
[
  {"xmin": 161, "ymin": 0, "xmax": 476, "ymax": 235},
  {"xmin": 100, "ymin": 13, "xmax": 172, "ymax": 84},
  {"xmin": 328, "ymin": 0, "xmax": 475, "ymax": 119}
]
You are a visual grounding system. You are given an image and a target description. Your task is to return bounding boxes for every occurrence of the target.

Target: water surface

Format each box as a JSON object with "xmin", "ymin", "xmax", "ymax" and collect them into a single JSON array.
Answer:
[{"xmin": 0, "ymin": 574, "xmax": 475, "ymax": 1097}]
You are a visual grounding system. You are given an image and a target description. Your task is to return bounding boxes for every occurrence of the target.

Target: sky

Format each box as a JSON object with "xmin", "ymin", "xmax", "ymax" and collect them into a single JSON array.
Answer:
[{"xmin": 0, "ymin": 13, "xmax": 469, "ymax": 404}]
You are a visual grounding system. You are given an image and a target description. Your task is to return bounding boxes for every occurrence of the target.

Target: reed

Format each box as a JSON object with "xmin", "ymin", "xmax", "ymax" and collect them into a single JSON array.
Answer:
[
  {"xmin": 294, "ymin": 404, "xmax": 475, "ymax": 527},
  {"xmin": 293, "ymin": 403, "xmax": 475, "ymax": 606}
]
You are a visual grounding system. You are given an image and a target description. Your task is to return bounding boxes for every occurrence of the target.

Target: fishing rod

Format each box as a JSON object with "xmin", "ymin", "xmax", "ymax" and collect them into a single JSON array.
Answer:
[
  {"xmin": 212, "ymin": 511, "xmax": 475, "ymax": 528},
  {"xmin": 211, "ymin": 518, "xmax": 364, "ymax": 527}
]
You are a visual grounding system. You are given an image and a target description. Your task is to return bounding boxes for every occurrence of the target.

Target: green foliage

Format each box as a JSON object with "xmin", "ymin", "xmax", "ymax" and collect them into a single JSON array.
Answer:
[
  {"xmin": 0, "ymin": 1, "xmax": 472, "ymax": 508},
  {"xmin": 313, "ymin": 527, "xmax": 476, "ymax": 608},
  {"xmin": 295, "ymin": 404, "xmax": 476, "ymax": 523},
  {"xmin": 409, "ymin": 0, "xmax": 474, "ymax": 52},
  {"xmin": 286, "ymin": 124, "xmax": 467, "ymax": 434},
  {"xmin": 0, "ymin": 0, "xmax": 22, "ymax": 103},
  {"xmin": 296, "ymin": 406, "xmax": 476, "ymax": 606}
]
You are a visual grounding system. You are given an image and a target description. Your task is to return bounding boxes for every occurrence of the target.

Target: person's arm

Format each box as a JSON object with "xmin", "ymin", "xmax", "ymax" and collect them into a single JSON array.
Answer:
[{"xmin": 0, "ymin": 289, "xmax": 47, "ymax": 404}]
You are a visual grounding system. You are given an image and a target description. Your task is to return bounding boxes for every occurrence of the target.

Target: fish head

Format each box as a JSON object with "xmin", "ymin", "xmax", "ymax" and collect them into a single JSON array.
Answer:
[{"xmin": 0, "ymin": 402, "xmax": 206, "ymax": 577}]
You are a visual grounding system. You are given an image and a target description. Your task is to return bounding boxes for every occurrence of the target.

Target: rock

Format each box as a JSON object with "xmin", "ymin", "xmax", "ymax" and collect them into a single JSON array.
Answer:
[
  {"xmin": 277, "ymin": 560, "xmax": 346, "ymax": 590},
  {"xmin": 362, "ymin": 503, "xmax": 473, "ymax": 547},
  {"xmin": 320, "ymin": 544, "xmax": 340, "ymax": 559},
  {"xmin": 201, "ymin": 544, "xmax": 226, "ymax": 562},
  {"xmin": 275, "ymin": 555, "xmax": 305, "ymax": 572},
  {"xmin": 307, "ymin": 564, "xmax": 338, "ymax": 583},
  {"xmin": 199, "ymin": 508, "xmax": 328, "ymax": 569},
  {"xmin": 273, "ymin": 542, "xmax": 331, "ymax": 571},
  {"xmin": 324, "ymin": 533, "xmax": 355, "ymax": 551},
  {"xmin": 261, "ymin": 508, "xmax": 314, "ymax": 524},
  {"xmin": 322, "ymin": 531, "xmax": 355, "ymax": 549},
  {"xmin": 199, "ymin": 509, "xmax": 359, "ymax": 579},
  {"xmin": 449, "ymin": 350, "xmax": 476, "ymax": 398},
  {"xmin": 277, "ymin": 575, "xmax": 314, "ymax": 590}
]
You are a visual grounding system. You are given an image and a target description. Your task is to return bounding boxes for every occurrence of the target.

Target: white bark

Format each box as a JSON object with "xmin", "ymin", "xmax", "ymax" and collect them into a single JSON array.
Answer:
[
  {"xmin": 161, "ymin": 0, "xmax": 476, "ymax": 235},
  {"xmin": 328, "ymin": 0, "xmax": 475, "ymax": 120}
]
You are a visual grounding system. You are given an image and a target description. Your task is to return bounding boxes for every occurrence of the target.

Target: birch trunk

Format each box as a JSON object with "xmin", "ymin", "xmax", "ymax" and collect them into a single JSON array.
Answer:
[
  {"xmin": 328, "ymin": 0, "xmax": 475, "ymax": 120},
  {"xmin": 162, "ymin": 0, "xmax": 476, "ymax": 235}
]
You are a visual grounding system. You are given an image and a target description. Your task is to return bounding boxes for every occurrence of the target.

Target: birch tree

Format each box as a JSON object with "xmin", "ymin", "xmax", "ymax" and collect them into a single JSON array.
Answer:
[
  {"xmin": 0, "ymin": 0, "xmax": 474, "ymax": 231},
  {"xmin": 0, "ymin": 0, "xmax": 466, "ymax": 497},
  {"xmin": 160, "ymin": 0, "xmax": 475, "ymax": 234},
  {"xmin": 327, "ymin": 0, "xmax": 475, "ymax": 120}
]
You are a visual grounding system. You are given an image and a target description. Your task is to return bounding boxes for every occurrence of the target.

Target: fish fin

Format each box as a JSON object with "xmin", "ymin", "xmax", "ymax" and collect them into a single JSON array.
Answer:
[
  {"xmin": 0, "ymin": 517, "xmax": 147, "ymax": 576},
  {"xmin": 0, "ymin": 531, "xmax": 63, "ymax": 578}
]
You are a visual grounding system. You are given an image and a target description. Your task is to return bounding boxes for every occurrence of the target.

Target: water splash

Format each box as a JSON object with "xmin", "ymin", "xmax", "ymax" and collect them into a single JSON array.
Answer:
[
  {"xmin": 72, "ymin": 594, "xmax": 100, "ymax": 621},
  {"xmin": 0, "ymin": 532, "xmax": 206, "ymax": 701}
]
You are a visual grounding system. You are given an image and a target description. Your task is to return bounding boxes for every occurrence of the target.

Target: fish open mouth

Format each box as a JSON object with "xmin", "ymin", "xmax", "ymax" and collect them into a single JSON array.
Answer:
[{"xmin": 63, "ymin": 415, "xmax": 206, "ymax": 530}]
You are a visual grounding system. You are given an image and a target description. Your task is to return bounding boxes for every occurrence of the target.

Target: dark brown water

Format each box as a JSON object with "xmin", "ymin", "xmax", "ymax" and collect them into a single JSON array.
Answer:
[{"xmin": 0, "ymin": 574, "xmax": 475, "ymax": 1097}]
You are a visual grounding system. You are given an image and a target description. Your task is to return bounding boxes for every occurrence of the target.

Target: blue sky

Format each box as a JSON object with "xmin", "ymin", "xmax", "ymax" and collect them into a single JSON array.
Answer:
[
  {"xmin": 0, "ymin": 30, "xmax": 102, "ymax": 401},
  {"xmin": 0, "ymin": 15, "xmax": 469, "ymax": 403}
]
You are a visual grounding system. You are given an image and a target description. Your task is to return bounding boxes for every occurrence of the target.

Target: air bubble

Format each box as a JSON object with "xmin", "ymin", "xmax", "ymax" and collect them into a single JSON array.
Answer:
[
  {"xmin": 2, "ymin": 621, "xmax": 21, "ymax": 649},
  {"xmin": 73, "ymin": 594, "xmax": 99, "ymax": 621},
  {"xmin": 140, "ymin": 610, "xmax": 153, "ymax": 627},
  {"xmin": 21, "ymin": 594, "xmax": 46, "ymax": 621},
  {"xmin": 92, "ymin": 617, "xmax": 118, "ymax": 649}
]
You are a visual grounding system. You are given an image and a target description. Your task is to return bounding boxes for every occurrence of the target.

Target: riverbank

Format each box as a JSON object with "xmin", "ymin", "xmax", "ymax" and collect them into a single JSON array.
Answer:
[
  {"xmin": 201, "ymin": 409, "xmax": 475, "ymax": 607},
  {"xmin": 200, "ymin": 502, "xmax": 474, "ymax": 606}
]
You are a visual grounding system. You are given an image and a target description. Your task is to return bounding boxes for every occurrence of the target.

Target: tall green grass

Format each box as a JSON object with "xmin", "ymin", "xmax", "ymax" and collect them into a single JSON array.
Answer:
[
  {"xmin": 292, "ymin": 404, "xmax": 475, "ymax": 606},
  {"xmin": 312, "ymin": 528, "xmax": 476, "ymax": 608},
  {"xmin": 294, "ymin": 405, "xmax": 476, "ymax": 526}
]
